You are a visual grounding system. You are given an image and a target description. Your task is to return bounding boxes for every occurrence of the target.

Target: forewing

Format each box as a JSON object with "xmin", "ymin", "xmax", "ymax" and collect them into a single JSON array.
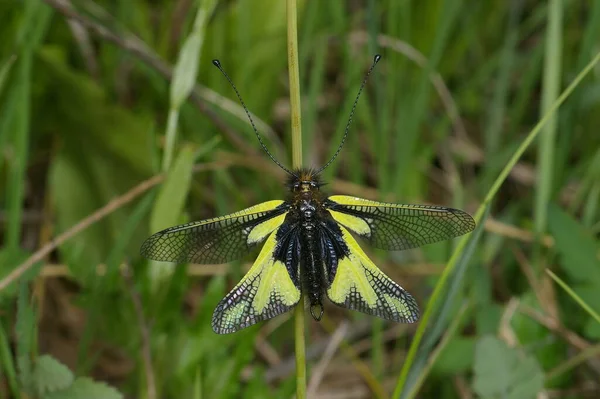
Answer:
[
  {"xmin": 323, "ymin": 222, "xmax": 419, "ymax": 323},
  {"xmin": 211, "ymin": 224, "xmax": 301, "ymax": 334},
  {"xmin": 325, "ymin": 195, "xmax": 475, "ymax": 251},
  {"xmin": 140, "ymin": 200, "xmax": 290, "ymax": 264}
]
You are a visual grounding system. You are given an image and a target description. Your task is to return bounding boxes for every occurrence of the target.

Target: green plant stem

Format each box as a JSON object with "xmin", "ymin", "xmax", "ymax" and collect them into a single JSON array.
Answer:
[
  {"xmin": 288, "ymin": 0, "xmax": 302, "ymax": 168},
  {"xmin": 392, "ymin": 49, "xmax": 600, "ymax": 398},
  {"xmin": 287, "ymin": 0, "xmax": 305, "ymax": 398}
]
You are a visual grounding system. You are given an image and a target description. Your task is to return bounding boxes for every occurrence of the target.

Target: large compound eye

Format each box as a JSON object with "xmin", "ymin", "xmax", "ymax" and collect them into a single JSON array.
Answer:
[{"xmin": 293, "ymin": 182, "xmax": 301, "ymax": 191}]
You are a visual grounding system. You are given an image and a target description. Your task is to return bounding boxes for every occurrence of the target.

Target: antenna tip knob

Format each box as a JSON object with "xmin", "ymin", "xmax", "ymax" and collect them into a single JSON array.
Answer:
[
  {"xmin": 374, "ymin": 54, "xmax": 382, "ymax": 63},
  {"xmin": 212, "ymin": 59, "xmax": 221, "ymax": 68}
]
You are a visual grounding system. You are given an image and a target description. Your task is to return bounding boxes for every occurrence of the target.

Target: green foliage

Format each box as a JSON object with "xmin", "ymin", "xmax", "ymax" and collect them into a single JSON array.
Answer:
[
  {"xmin": 150, "ymin": 145, "xmax": 196, "ymax": 233},
  {"xmin": 1, "ymin": 0, "xmax": 600, "ymax": 398},
  {"xmin": 472, "ymin": 336, "xmax": 544, "ymax": 399}
]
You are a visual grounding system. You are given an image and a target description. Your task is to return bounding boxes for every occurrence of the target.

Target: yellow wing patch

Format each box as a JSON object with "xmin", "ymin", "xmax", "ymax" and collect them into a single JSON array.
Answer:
[
  {"xmin": 328, "ymin": 257, "xmax": 377, "ymax": 307},
  {"xmin": 247, "ymin": 213, "xmax": 286, "ymax": 244},
  {"xmin": 328, "ymin": 210, "xmax": 371, "ymax": 236},
  {"xmin": 326, "ymin": 225, "xmax": 420, "ymax": 323},
  {"xmin": 212, "ymin": 227, "xmax": 300, "ymax": 334}
]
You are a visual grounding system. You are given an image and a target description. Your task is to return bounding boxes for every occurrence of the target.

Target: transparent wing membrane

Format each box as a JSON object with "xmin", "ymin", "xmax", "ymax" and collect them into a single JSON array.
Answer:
[
  {"xmin": 140, "ymin": 200, "xmax": 289, "ymax": 264},
  {"xmin": 326, "ymin": 195, "xmax": 475, "ymax": 251}
]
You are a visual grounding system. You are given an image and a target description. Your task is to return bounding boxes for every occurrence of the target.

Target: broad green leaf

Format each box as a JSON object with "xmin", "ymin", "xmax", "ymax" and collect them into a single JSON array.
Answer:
[
  {"xmin": 44, "ymin": 377, "xmax": 123, "ymax": 399},
  {"xmin": 149, "ymin": 144, "xmax": 195, "ymax": 283},
  {"xmin": 432, "ymin": 337, "xmax": 476, "ymax": 375},
  {"xmin": 33, "ymin": 355, "xmax": 74, "ymax": 395},
  {"xmin": 547, "ymin": 203, "xmax": 600, "ymax": 284},
  {"xmin": 170, "ymin": 0, "xmax": 217, "ymax": 108},
  {"xmin": 472, "ymin": 335, "xmax": 543, "ymax": 399},
  {"xmin": 150, "ymin": 144, "xmax": 196, "ymax": 233}
]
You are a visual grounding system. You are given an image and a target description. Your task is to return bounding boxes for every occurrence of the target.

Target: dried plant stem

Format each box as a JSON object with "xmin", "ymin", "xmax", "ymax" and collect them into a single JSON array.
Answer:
[{"xmin": 0, "ymin": 162, "xmax": 228, "ymax": 292}]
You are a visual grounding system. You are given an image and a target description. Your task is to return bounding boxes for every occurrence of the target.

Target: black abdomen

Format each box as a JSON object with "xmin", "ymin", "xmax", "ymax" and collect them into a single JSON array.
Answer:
[{"xmin": 300, "ymin": 224, "xmax": 325, "ymax": 320}]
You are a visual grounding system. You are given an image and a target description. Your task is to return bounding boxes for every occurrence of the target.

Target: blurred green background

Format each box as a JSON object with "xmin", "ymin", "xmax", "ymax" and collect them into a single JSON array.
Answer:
[{"xmin": 1, "ymin": 0, "xmax": 600, "ymax": 398}]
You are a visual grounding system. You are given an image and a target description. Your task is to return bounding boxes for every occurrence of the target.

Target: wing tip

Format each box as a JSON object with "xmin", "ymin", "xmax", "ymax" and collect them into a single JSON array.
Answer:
[{"xmin": 448, "ymin": 207, "xmax": 476, "ymax": 234}]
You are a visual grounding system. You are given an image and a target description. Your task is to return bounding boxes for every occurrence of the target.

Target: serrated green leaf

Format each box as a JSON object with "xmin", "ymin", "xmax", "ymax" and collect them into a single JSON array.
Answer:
[
  {"xmin": 472, "ymin": 335, "xmax": 544, "ymax": 399},
  {"xmin": 44, "ymin": 377, "xmax": 123, "ymax": 399},
  {"xmin": 33, "ymin": 355, "xmax": 74, "ymax": 395},
  {"xmin": 547, "ymin": 203, "xmax": 600, "ymax": 284}
]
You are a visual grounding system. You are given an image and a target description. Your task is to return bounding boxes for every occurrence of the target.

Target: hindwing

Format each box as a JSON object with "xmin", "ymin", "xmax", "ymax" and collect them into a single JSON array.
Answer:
[
  {"xmin": 211, "ymin": 223, "xmax": 301, "ymax": 334},
  {"xmin": 321, "ymin": 220, "xmax": 419, "ymax": 323}
]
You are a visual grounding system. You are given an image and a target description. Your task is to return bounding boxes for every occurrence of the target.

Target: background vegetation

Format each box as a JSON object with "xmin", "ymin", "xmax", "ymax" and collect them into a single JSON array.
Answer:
[{"xmin": 1, "ymin": 0, "xmax": 599, "ymax": 398}]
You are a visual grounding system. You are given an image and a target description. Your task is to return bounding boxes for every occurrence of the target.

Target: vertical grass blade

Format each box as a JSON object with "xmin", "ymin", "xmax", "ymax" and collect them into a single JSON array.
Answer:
[
  {"xmin": 534, "ymin": 0, "xmax": 563, "ymax": 268},
  {"xmin": 0, "ymin": 320, "xmax": 20, "ymax": 397},
  {"xmin": 0, "ymin": 54, "xmax": 16, "ymax": 95}
]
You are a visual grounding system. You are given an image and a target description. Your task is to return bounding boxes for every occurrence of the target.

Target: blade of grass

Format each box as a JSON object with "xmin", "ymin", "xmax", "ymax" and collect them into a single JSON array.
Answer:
[
  {"xmin": 0, "ymin": 320, "xmax": 20, "ymax": 398},
  {"xmin": 162, "ymin": 0, "xmax": 216, "ymax": 171},
  {"xmin": 482, "ymin": 0, "xmax": 523, "ymax": 188},
  {"xmin": 534, "ymin": 0, "xmax": 563, "ymax": 270},
  {"xmin": 403, "ymin": 206, "xmax": 489, "ymax": 396},
  {"xmin": 405, "ymin": 302, "xmax": 470, "ymax": 399},
  {"xmin": 545, "ymin": 269, "xmax": 600, "ymax": 324},
  {"xmin": 287, "ymin": 0, "xmax": 306, "ymax": 397},
  {"xmin": 392, "ymin": 50, "xmax": 600, "ymax": 398},
  {"xmin": 545, "ymin": 342, "xmax": 600, "ymax": 382},
  {"xmin": 0, "ymin": 54, "xmax": 16, "ymax": 95}
]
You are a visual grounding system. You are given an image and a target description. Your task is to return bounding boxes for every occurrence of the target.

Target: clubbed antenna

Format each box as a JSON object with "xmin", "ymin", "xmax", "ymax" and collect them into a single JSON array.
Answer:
[
  {"xmin": 212, "ymin": 59, "xmax": 296, "ymax": 177},
  {"xmin": 315, "ymin": 54, "xmax": 381, "ymax": 174}
]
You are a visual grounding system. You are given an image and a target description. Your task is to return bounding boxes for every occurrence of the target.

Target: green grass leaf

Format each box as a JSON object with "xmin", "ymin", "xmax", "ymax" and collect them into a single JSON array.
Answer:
[
  {"xmin": 150, "ymin": 144, "xmax": 196, "ymax": 233},
  {"xmin": 33, "ymin": 355, "xmax": 74, "ymax": 395},
  {"xmin": 0, "ymin": 54, "xmax": 16, "ymax": 95},
  {"xmin": 472, "ymin": 336, "xmax": 544, "ymax": 399},
  {"xmin": 170, "ymin": 0, "xmax": 216, "ymax": 109},
  {"xmin": 16, "ymin": 283, "xmax": 35, "ymax": 393}
]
